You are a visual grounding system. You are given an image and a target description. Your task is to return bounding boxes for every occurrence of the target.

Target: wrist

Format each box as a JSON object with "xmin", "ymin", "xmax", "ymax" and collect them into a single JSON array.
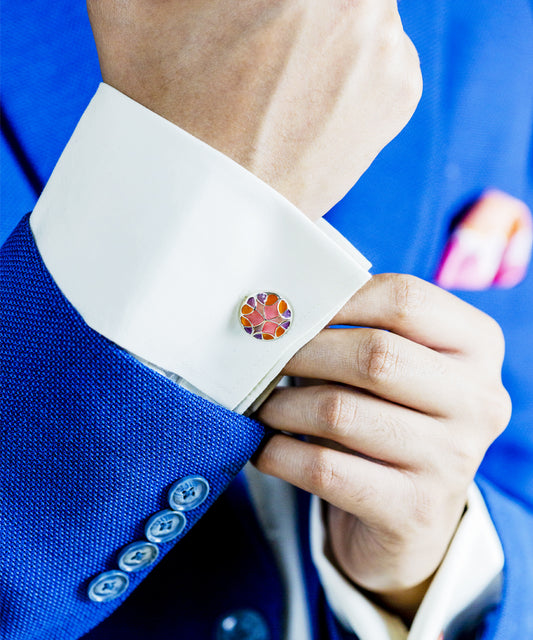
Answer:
[
  {"xmin": 325, "ymin": 532, "xmax": 436, "ymax": 625},
  {"xmin": 324, "ymin": 501, "xmax": 466, "ymax": 625},
  {"xmin": 358, "ymin": 575, "xmax": 435, "ymax": 626}
]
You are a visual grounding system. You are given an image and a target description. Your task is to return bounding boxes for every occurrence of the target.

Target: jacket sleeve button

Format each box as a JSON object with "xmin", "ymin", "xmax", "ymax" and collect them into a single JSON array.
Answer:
[
  {"xmin": 168, "ymin": 475, "xmax": 210, "ymax": 511},
  {"xmin": 117, "ymin": 541, "xmax": 159, "ymax": 572},
  {"xmin": 145, "ymin": 509, "xmax": 187, "ymax": 543},
  {"xmin": 87, "ymin": 570, "xmax": 129, "ymax": 602}
]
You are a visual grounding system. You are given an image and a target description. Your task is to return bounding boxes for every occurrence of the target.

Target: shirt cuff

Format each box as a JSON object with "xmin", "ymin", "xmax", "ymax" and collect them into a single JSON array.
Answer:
[
  {"xmin": 30, "ymin": 83, "xmax": 371, "ymax": 413},
  {"xmin": 310, "ymin": 483, "xmax": 504, "ymax": 640}
]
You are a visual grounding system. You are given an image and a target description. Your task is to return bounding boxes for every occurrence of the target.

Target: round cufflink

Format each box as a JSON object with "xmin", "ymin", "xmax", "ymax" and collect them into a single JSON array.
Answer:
[{"xmin": 239, "ymin": 292, "xmax": 292, "ymax": 340}]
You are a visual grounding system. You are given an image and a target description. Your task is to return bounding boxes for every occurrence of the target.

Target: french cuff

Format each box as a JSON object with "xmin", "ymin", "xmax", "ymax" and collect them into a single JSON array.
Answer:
[
  {"xmin": 30, "ymin": 82, "xmax": 371, "ymax": 413},
  {"xmin": 310, "ymin": 483, "xmax": 504, "ymax": 640}
]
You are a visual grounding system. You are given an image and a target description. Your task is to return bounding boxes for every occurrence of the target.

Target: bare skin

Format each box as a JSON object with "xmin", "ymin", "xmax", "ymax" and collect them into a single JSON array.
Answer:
[
  {"xmin": 87, "ymin": 0, "xmax": 422, "ymax": 219},
  {"xmin": 84, "ymin": 0, "xmax": 511, "ymax": 623},
  {"xmin": 256, "ymin": 274, "xmax": 511, "ymax": 620}
]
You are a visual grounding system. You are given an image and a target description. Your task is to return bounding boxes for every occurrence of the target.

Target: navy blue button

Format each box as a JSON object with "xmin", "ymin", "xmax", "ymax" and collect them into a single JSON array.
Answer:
[
  {"xmin": 216, "ymin": 610, "xmax": 270, "ymax": 640},
  {"xmin": 117, "ymin": 541, "xmax": 159, "ymax": 572},
  {"xmin": 145, "ymin": 509, "xmax": 187, "ymax": 543},
  {"xmin": 168, "ymin": 475, "xmax": 210, "ymax": 512},
  {"xmin": 87, "ymin": 570, "xmax": 129, "ymax": 603}
]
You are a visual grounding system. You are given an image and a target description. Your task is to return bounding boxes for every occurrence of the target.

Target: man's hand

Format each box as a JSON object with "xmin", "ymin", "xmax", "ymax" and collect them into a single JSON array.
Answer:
[
  {"xmin": 255, "ymin": 274, "xmax": 511, "ymax": 620},
  {"xmin": 88, "ymin": 0, "xmax": 421, "ymax": 219}
]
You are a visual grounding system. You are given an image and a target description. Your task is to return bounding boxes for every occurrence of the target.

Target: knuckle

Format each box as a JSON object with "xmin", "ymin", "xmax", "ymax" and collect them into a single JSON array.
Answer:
[
  {"xmin": 486, "ymin": 316, "xmax": 506, "ymax": 361},
  {"xmin": 390, "ymin": 274, "xmax": 426, "ymax": 321},
  {"xmin": 498, "ymin": 389, "xmax": 513, "ymax": 431},
  {"xmin": 485, "ymin": 386, "xmax": 513, "ymax": 439},
  {"xmin": 317, "ymin": 388, "xmax": 357, "ymax": 438},
  {"xmin": 448, "ymin": 384, "xmax": 512, "ymax": 471},
  {"xmin": 402, "ymin": 39, "xmax": 423, "ymax": 105},
  {"xmin": 359, "ymin": 330, "xmax": 399, "ymax": 384},
  {"xmin": 378, "ymin": 21, "xmax": 402, "ymax": 51},
  {"xmin": 385, "ymin": 38, "xmax": 423, "ymax": 123},
  {"xmin": 308, "ymin": 450, "xmax": 338, "ymax": 494}
]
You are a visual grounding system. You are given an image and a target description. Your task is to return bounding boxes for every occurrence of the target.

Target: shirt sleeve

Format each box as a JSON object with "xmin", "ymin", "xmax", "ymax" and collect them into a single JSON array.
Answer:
[
  {"xmin": 310, "ymin": 483, "xmax": 504, "ymax": 640},
  {"xmin": 29, "ymin": 82, "xmax": 372, "ymax": 414}
]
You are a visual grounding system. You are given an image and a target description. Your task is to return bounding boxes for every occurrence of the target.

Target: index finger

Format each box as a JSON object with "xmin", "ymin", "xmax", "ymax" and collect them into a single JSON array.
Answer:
[{"xmin": 330, "ymin": 273, "xmax": 503, "ymax": 360}]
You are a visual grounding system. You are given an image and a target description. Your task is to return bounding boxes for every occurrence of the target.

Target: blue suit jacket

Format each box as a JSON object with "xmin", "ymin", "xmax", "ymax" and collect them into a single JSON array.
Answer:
[{"xmin": 2, "ymin": 1, "xmax": 533, "ymax": 638}]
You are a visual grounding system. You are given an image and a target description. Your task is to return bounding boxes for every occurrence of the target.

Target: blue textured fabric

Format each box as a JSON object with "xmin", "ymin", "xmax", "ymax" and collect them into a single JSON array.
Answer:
[
  {"xmin": 82, "ymin": 472, "xmax": 287, "ymax": 640},
  {"xmin": 326, "ymin": 0, "xmax": 533, "ymax": 516},
  {"xmin": 0, "ymin": 133, "xmax": 36, "ymax": 246},
  {"xmin": 2, "ymin": 0, "xmax": 533, "ymax": 639},
  {"xmin": 0, "ymin": 1, "xmax": 100, "ymax": 190},
  {"xmin": 475, "ymin": 478, "xmax": 533, "ymax": 640},
  {"xmin": 0, "ymin": 217, "xmax": 265, "ymax": 638}
]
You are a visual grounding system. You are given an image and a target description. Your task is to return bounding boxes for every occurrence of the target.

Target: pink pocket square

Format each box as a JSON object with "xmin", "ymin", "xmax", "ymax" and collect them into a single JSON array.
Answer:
[{"xmin": 435, "ymin": 189, "xmax": 532, "ymax": 290}]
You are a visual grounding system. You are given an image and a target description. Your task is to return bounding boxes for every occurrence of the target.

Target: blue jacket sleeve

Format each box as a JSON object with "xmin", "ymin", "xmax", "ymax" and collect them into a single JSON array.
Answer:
[
  {"xmin": 473, "ymin": 476, "xmax": 533, "ymax": 639},
  {"xmin": 0, "ymin": 214, "xmax": 266, "ymax": 639}
]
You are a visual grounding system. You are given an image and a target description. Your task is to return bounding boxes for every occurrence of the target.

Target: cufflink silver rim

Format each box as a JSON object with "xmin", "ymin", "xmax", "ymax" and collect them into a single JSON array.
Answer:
[{"xmin": 239, "ymin": 292, "xmax": 292, "ymax": 341}]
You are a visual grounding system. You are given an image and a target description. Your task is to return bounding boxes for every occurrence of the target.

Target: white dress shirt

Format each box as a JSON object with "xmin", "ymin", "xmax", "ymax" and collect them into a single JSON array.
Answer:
[
  {"xmin": 29, "ymin": 83, "xmax": 504, "ymax": 640},
  {"xmin": 30, "ymin": 83, "xmax": 371, "ymax": 414}
]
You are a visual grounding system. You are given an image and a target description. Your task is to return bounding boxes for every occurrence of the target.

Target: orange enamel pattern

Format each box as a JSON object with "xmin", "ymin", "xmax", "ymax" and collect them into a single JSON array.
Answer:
[{"xmin": 239, "ymin": 292, "xmax": 292, "ymax": 340}]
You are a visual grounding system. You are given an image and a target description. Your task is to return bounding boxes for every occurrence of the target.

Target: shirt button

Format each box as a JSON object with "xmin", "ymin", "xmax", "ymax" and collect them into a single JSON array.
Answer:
[
  {"xmin": 145, "ymin": 509, "xmax": 187, "ymax": 543},
  {"xmin": 117, "ymin": 541, "xmax": 159, "ymax": 572},
  {"xmin": 216, "ymin": 609, "xmax": 270, "ymax": 640},
  {"xmin": 168, "ymin": 475, "xmax": 210, "ymax": 512},
  {"xmin": 87, "ymin": 570, "xmax": 129, "ymax": 603}
]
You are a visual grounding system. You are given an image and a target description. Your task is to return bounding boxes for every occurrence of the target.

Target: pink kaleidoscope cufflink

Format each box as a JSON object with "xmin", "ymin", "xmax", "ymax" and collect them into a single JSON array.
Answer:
[{"xmin": 239, "ymin": 292, "xmax": 292, "ymax": 340}]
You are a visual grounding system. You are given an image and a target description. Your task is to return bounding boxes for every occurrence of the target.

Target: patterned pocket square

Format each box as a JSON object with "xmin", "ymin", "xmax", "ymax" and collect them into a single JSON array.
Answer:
[{"xmin": 435, "ymin": 189, "xmax": 532, "ymax": 290}]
